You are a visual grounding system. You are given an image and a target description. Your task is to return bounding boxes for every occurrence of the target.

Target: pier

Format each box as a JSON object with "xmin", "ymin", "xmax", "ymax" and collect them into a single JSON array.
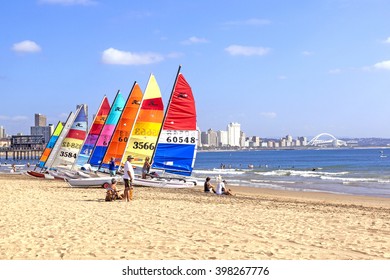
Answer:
[{"xmin": 0, "ymin": 147, "xmax": 43, "ymax": 161}]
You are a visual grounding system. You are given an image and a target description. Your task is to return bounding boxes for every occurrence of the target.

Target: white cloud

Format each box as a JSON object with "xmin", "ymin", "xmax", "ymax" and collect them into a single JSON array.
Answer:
[
  {"xmin": 0, "ymin": 115, "xmax": 28, "ymax": 121},
  {"xmin": 225, "ymin": 18, "xmax": 271, "ymax": 26},
  {"xmin": 181, "ymin": 36, "xmax": 208, "ymax": 45},
  {"xmin": 373, "ymin": 60, "xmax": 390, "ymax": 70},
  {"xmin": 302, "ymin": 51, "xmax": 314, "ymax": 56},
  {"xmin": 384, "ymin": 37, "xmax": 390, "ymax": 44},
  {"xmin": 260, "ymin": 112, "xmax": 277, "ymax": 119},
  {"xmin": 12, "ymin": 40, "xmax": 41, "ymax": 53},
  {"xmin": 101, "ymin": 48, "xmax": 164, "ymax": 65},
  {"xmin": 38, "ymin": 0, "xmax": 96, "ymax": 5},
  {"xmin": 329, "ymin": 68, "xmax": 341, "ymax": 74},
  {"xmin": 225, "ymin": 45, "xmax": 270, "ymax": 56}
]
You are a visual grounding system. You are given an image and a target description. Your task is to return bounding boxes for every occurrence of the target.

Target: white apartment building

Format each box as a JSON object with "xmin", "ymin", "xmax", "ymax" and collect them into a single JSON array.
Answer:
[
  {"xmin": 227, "ymin": 122, "xmax": 240, "ymax": 147},
  {"xmin": 217, "ymin": 130, "xmax": 228, "ymax": 146}
]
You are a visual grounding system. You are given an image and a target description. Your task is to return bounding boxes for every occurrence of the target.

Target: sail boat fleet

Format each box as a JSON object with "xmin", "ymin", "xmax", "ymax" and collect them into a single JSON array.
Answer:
[{"xmin": 27, "ymin": 66, "xmax": 198, "ymax": 188}]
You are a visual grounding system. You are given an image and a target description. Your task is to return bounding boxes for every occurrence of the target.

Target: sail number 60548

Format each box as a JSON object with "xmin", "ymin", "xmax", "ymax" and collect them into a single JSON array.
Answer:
[{"xmin": 166, "ymin": 136, "xmax": 196, "ymax": 143}]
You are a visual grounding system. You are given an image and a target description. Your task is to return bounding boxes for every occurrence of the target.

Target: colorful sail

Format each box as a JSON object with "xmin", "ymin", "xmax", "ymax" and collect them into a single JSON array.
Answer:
[
  {"xmin": 51, "ymin": 105, "xmax": 88, "ymax": 168},
  {"xmin": 75, "ymin": 95, "xmax": 111, "ymax": 168},
  {"xmin": 44, "ymin": 111, "xmax": 76, "ymax": 170},
  {"xmin": 88, "ymin": 91, "xmax": 125, "ymax": 167},
  {"xmin": 151, "ymin": 67, "xmax": 197, "ymax": 176},
  {"xmin": 121, "ymin": 74, "xmax": 164, "ymax": 168},
  {"xmin": 99, "ymin": 82, "xmax": 142, "ymax": 170},
  {"xmin": 37, "ymin": 121, "xmax": 64, "ymax": 169}
]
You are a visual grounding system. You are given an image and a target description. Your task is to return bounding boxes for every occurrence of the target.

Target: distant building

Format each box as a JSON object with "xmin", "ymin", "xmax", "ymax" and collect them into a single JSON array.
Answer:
[
  {"xmin": 227, "ymin": 122, "xmax": 240, "ymax": 147},
  {"xmin": 207, "ymin": 129, "xmax": 218, "ymax": 147},
  {"xmin": 35, "ymin": 113, "xmax": 47, "ymax": 127},
  {"xmin": 0, "ymin": 125, "xmax": 5, "ymax": 138},
  {"xmin": 217, "ymin": 130, "xmax": 228, "ymax": 147},
  {"xmin": 31, "ymin": 124, "xmax": 54, "ymax": 144},
  {"xmin": 11, "ymin": 135, "xmax": 45, "ymax": 150}
]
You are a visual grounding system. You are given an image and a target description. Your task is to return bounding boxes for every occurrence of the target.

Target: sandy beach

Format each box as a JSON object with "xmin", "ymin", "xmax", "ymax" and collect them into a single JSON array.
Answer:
[{"xmin": 0, "ymin": 173, "xmax": 389, "ymax": 260}]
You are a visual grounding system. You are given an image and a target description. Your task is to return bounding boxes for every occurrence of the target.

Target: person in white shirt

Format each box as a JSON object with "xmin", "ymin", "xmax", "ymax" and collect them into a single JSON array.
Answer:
[
  {"xmin": 123, "ymin": 155, "xmax": 135, "ymax": 202},
  {"xmin": 215, "ymin": 179, "xmax": 233, "ymax": 195}
]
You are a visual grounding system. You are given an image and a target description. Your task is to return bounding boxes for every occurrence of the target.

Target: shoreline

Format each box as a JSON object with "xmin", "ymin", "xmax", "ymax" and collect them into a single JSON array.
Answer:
[{"xmin": 1, "ymin": 174, "xmax": 389, "ymax": 260}]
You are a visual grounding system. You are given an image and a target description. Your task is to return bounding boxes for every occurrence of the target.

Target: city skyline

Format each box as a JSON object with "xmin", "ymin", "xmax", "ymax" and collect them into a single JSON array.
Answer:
[{"xmin": 1, "ymin": 1, "xmax": 390, "ymax": 138}]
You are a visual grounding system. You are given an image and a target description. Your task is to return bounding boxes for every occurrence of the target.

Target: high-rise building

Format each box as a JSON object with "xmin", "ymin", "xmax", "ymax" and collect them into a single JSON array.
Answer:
[
  {"xmin": 217, "ymin": 130, "xmax": 228, "ymax": 147},
  {"xmin": 227, "ymin": 122, "xmax": 241, "ymax": 147},
  {"xmin": 35, "ymin": 113, "xmax": 47, "ymax": 127},
  {"xmin": 0, "ymin": 125, "xmax": 5, "ymax": 138}
]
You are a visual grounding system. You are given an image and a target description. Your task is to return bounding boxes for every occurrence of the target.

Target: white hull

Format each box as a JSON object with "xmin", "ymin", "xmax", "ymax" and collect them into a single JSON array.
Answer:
[
  {"xmin": 133, "ymin": 177, "xmax": 196, "ymax": 188},
  {"xmin": 66, "ymin": 176, "xmax": 121, "ymax": 187}
]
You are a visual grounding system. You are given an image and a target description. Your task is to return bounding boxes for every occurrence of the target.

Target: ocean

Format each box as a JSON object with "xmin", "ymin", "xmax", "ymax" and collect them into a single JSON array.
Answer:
[
  {"xmin": 191, "ymin": 148, "xmax": 390, "ymax": 198},
  {"xmin": 2, "ymin": 148, "xmax": 390, "ymax": 198}
]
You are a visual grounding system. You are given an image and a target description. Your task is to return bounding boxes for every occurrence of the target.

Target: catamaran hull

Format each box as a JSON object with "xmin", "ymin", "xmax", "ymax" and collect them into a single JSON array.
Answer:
[
  {"xmin": 66, "ymin": 176, "xmax": 121, "ymax": 188},
  {"xmin": 133, "ymin": 177, "xmax": 196, "ymax": 188},
  {"xmin": 26, "ymin": 171, "xmax": 46, "ymax": 178}
]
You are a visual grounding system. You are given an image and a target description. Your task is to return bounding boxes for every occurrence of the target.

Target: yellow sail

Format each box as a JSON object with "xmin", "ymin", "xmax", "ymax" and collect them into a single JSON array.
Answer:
[{"xmin": 121, "ymin": 74, "xmax": 164, "ymax": 167}]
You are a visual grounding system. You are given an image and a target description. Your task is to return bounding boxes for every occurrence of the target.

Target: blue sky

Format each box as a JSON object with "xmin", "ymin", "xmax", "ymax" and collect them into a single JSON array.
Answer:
[{"xmin": 1, "ymin": 0, "xmax": 390, "ymax": 139}]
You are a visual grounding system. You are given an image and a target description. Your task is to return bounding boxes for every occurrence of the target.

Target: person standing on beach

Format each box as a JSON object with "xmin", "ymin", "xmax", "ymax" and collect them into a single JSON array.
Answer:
[
  {"xmin": 123, "ymin": 155, "xmax": 135, "ymax": 202},
  {"xmin": 109, "ymin": 157, "xmax": 116, "ymax": 177},
  {"xmin": 141, "ymin": 156, "xmax": 151, "ymax": 179}
]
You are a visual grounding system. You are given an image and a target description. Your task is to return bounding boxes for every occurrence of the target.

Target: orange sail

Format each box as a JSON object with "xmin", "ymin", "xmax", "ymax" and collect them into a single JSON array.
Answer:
[
  {"xmin": 121, "ymin": 74, "xmax": 164, "ymax": 168},
  {"xmin": 99, "ymin": 82, "xmax": 143, "ymax": 169}
]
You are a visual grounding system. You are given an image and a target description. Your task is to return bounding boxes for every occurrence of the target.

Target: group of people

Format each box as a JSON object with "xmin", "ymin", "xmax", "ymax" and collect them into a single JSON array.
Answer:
[
  {"xmin": 106, "ymin": 155, "xmax": 152, "ymax": 202},
  {"xmin": 106, "ymin": 156, "xmax": 233, "ymax": 202},
  {"xmin": 204, "ymin": 176, "xmax": 233, "ymax": 195}
]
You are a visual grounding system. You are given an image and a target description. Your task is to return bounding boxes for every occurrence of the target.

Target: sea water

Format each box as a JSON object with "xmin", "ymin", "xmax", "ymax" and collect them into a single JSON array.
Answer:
[
  {"xmin": 192, "ymin": 148, "xmax": 390, "ymax": 198},
  {"xmin": 2, "ymin": 148, "xmax": 390, "ymax": 198}
]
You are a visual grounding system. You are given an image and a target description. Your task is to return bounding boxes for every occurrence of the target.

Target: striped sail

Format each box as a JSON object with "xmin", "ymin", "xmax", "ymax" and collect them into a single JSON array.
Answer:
[
  {"xmin": 51, "ymin": 105, "xmax": 88, "ymax": 169},
  {"xmin": 75, "ymin": 95, "xmax": 111, "ymax": 168},
  {"xmin": 37, "ymin": 121, "xmax": 64, "ymax": 169},
  {"xmin": 44, "ymin": 112, "xmax": 76, "ymax": 170},
  {"xmin": 88, "ymin": 91, "xmax": 125, "ymax": 167},
  {"xmin": 151, "ymin": 68, "xmax": 197, "ymax": 176},
  {"xmin": 99, "ymin": 82, "xmax": 142, "ymax": 170},
  {"xmin": 121, "ymin": 74, "xmax": 164, "ymax": 168}
]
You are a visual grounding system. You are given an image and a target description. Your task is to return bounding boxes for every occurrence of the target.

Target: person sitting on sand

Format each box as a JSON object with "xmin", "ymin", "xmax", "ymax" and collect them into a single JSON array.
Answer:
[
  {"xmin": 215, "ymin": 179, "xmax": 233, "ymax": 196},
  {"xmin": 204, "ymin": 177, "xmax": 215, "ymax": 193},
  {"xmin": 105, "ymin": 178, "xmax": 122, "ymax": 201}
]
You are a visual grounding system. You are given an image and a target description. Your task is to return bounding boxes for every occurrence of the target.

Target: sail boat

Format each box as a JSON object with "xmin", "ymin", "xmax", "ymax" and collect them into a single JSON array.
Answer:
[
  {"xmin": 66, "ymin": 78, "xmax": 162, "ymax": 187},
  {"xmin": 132, "ymin": 66, "xmax": 198, "ymax": 188},
  {"xmin": 88, "ymin": 90, "xmax": 125, "ymax": 168},
  {"xmin": 36, "ymin": 121, "xmax": 64, "ymax": 170},
  {"xmin": 74, "ymin": 95, "xmax": 111, "ymax": 169},
  {"xmin": 50, "ymin": 104, "xmax": 88, "ymax": 169},
  {"xmin": 27, "ymin": 111, "xmax": 76, "ymax": 178},
  {"xmin": 120, "ymin": 74, "xmax": 164, "ymax": 168},
  {"xmin": 98, "ymin": 82, "xmax": 143, "ymax": 171}
]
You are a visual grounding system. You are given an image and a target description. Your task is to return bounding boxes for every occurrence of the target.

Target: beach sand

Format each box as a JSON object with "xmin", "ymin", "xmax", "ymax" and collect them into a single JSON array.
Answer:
[{"xmin": 0, "ymin": 174, "xmax": 389, "ymax": 260}]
